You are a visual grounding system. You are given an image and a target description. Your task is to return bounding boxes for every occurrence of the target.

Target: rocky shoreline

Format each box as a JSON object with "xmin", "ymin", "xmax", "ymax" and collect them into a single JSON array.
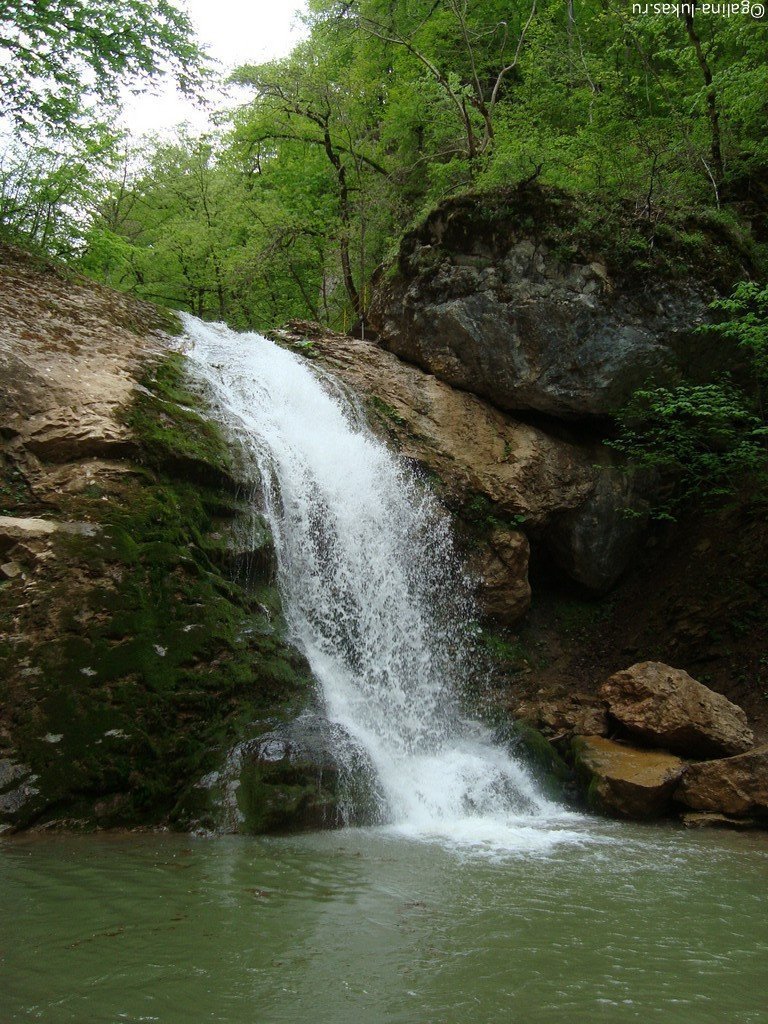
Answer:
[{"xmin": 519, "ymin": 661, "xmax": 766, "ymax": 828}]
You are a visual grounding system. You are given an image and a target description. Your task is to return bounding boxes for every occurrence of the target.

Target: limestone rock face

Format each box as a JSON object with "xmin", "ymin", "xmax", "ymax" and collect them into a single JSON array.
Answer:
[
  {"xmin": 676, "ymin": 745, "xmax": 768, "ymax": 818},
  {"xmin": 546, "ymin": 457, "xmax": 649, "ymax": 591},
  {"xmin": 279, "ymin": 323, "xmax": 594, "ymax": 524},
  {"xmin": 467, "ymin": 529, "xmax": 531, "ymax": 624},
  {"xmin": 601, "ymin": 662, "xmax": 754, "ymax": 758},
  {"xmin": 0, "ymin": 516, "xmax": 99, "ymax": 550},
  {"xmin": 275, "ymin": 323, "xmax": 646, "ymax": 594},
  {"xmin": 572, "ymin": 735, "xmax": 685, "ymax": 819},
  {"xmin": 0, "ymin": 246, "xmax": 316, "ymax": 836},
  {"xmin": 369, "ymin": 188, "xmax": 727, "ymax": 420}
]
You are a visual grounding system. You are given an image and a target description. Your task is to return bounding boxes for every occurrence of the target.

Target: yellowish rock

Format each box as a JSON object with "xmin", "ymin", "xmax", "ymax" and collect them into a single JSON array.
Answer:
[{"xmin": 572, "ymin": 735, "xmax": 685, "ymax": 819}]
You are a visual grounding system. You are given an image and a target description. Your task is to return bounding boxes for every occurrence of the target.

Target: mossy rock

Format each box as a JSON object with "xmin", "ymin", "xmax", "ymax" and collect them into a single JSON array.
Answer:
[
  {"xmin": 501, "ymin": 721, "xmax": 573, "ymax": 803},
  {"xmin": 0, "ymin": 351, "xmax": 317, "ymax": 833},
  {"xmin": 175, "ymin": 714, "xmax": 382, "ymax": 835},
  {"xmin": 402, "ymin": 182, "xmax": 757, "ymax": 289}
]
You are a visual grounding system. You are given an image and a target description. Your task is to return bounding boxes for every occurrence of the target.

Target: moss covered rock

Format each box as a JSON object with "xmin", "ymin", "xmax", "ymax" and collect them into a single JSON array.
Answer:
[{"xmin": 0, "ymin": 252, "xmax": 321, "ymax": 833}]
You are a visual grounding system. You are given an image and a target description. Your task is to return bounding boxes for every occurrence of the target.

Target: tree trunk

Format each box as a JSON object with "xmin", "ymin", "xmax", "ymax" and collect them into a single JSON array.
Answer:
[{"xmin": 684, "ymin": 7, "xmax": 724, "ymax": 185}]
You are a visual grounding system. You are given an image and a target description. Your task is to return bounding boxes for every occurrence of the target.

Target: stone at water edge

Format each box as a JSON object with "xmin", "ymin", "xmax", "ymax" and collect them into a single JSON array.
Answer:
[
  {"xmin": 601, "ymin": 662, "xmax": 754, "ymax": 759},
  {"xmin": 675, "ymin": 744, "xmax": 768, "ymax": 820},
  {"xmin": 681, "ymin": 813, "xmax": 762, "ymax": 831},
  {"xmin": 572, "ymin": 735, "xmax": 685, "ymax": 819}
]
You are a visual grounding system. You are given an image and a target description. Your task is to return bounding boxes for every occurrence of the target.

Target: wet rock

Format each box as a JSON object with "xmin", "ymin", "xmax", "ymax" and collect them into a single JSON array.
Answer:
[
  {"xmin": 681, "ymin": 812, "xmax": 762, "ymax": 831},
  {"xmin": 0, "ymin": 770, "xmax": 44, "ymax": 831},
  {"xmin": 220, "ymin": 513, "xmax": 277, "ymax": 581},
  {"xmin": 22, "ymin": 407, "xmax": 136, "ymax": 462},
  {"xmin": 468, "ymin": 529, "xmax": 531, "ymax": 624},
  {"xmin": 546, "ymin": 457, "xmax": 650, "ymax": 590},
  {"xmin": 369, "ymin": 187, "xmax": 732, "ymax": 420},
  {"xmin": 502, "ymin": 721, "xmax": 573, "ymax": 802},
  {"xmin": 277, "ymin": 323, "xmax": 646, "ymax": 593},
  {"xmin": 675, "ymin": 744, "xmax": 768, "ymax": 819},
  {"xmin": 572, "ymin": 735, "xmax": 685, "ymax": 819},
  {"xmin": 515, "ymin": 694, "xmax": 609, "ymax": 743},
  {"xmin": 601, "ymin": 662, "xmax": 754, "ymax": 758},
  {"xmin": 184, "ymin": 713, "xmax": 381, "ymax": 835},
  {"xmin": 0, "ymin": 763, "xmax": 44, "ymax": 830},
  {"xmin": 0, "ymin": 758, "xmax": 32, "ymax": 790},
  {"xmin": 0, "ymin": 516, "xmax": 99, "ymax": 554}
]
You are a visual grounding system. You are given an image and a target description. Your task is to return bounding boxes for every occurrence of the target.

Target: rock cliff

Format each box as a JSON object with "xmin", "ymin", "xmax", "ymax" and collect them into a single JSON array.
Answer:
[
  {"xmin": 370, "ymin": 184, "xmax": 750, "ymax": 420},
  {"xmin": 0, "ymin": 247, "xmax": 326, "ymax": 834},
  {"xmin": 274, "ymin": 321, "xmax": 647, "ymax": 605}
]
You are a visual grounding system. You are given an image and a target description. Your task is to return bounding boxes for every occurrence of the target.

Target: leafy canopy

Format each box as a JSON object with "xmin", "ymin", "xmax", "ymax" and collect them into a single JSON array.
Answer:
[{"xmin": 0, "ymin": 0, "xmax": 207, "ymax": 137}]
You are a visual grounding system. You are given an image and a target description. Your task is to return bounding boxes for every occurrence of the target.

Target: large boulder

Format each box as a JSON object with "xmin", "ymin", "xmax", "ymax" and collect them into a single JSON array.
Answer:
[
  {"xmin": 572, "ymin": 735, "xmax": 686, "ymax": 818},
  {"xmin": 183, "ymin": 713, "xmax": 381, "ymax": 834},
  {"xmin": 572, "ymin": 735, "xmax": 685, "ymax": 818},
  {"xmin": 601, "ymin": 662, "xmax": 754, "ymax": 758},
  {"xmin": 370, "ymin": 186, "xmax": 745, "ymax": 420},
  {"xmin": 675, "ymin": 745, "xmax": 768, "ymax": 819}
]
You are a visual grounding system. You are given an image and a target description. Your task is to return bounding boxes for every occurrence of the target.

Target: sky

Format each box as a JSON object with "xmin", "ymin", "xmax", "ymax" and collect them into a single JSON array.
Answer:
[{"xmin": 120, "ymin": 0, "xmax": 308, "ymax": 136}]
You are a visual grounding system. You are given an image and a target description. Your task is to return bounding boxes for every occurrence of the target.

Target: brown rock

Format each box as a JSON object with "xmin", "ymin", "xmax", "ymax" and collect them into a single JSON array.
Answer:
[
  {"xmin": 572, "ymin": 735, "xmax": 685, "ymax": 819},
  {"xmin": 516, "ymin": 694, "xmax": 609, "ymax": 742},
  {"xmin": 0, "ymin": 243, "xmax": 171, "ymax": 517},
  {"xmin": 467, "ymin": 529, "xmax": 531, "ymax": 625},
  {"xmin": 275, "ymin": 322, "xmax": 646, "ymax": 592},
  {"xmin": 0, "ymin": 516, "xmax": 99, "ymax": 556},
  {"xmin": 601, "ymin": 661, "xmax": 754, "ymax": 759},
  {"xmin": 0, "ymin": 516, "xmax": 59, "ymax": 551},
  {"xmin": 22, "ymin": 406, "xmax": 136, "ymax": 462},
  {"xmin": 681, "ymin": 812, "xmax": 761, "ymax": 831},
  {"xmin": 676, "ymin": 744, "xmax": 768, "ymax": 818}
]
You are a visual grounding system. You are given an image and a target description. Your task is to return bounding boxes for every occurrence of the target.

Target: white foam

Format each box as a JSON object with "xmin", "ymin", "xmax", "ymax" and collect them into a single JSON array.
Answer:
[{"xmin": 184, "ymin": 316, "xmax": 587, "ymax": 854}]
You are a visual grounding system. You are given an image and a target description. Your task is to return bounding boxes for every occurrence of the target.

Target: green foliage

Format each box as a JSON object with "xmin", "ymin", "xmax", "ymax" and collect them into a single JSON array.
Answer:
[
  {"xmin": 0, "ymin": 0, "xmax": 206, "ymax": 140},
  {"xmin": 6, "ymin": 0, "xmax": 763, "ymax": 329},
  {"xmin": 0, "ymin": 128, "xmax": 121, "ymax": 255},
  {"xmin": 610, "ymin": 282, "xmax": 768, "ymax": 517},
  {"xmin": 704, "ymin": 281, "xmax": 768, "ymax": 409}
]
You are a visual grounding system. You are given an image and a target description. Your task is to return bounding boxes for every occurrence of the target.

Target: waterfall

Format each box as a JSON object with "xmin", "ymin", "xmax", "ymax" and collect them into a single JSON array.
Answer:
[{"xmin": 184, "ymin": 316, "xmax": 583, "ymax": 853}]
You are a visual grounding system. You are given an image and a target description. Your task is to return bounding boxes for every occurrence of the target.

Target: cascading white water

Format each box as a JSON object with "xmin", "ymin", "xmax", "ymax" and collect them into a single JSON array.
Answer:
[{"xmin": 184, "ymin": 315, "xmax": 586, "ymax": 853}]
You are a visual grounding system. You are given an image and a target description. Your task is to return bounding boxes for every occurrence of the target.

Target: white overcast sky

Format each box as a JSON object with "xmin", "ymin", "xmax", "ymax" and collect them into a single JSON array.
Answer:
[{"xmin": 120, "ymin": 0, "xmax": 308, "ymax": 136}]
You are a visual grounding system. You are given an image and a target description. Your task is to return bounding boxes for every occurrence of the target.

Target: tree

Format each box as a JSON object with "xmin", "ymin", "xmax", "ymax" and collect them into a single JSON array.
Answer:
[
  {"xmin": 0, "ymin": 127, "xmax": 120, "ymax": 255},
  {"xmin": 356, "ymin": 0, "xmax": 538, "ymax": 162},
  {"xmin": 0, "ymin": 0, "xmax": 207, "ymax": 138},
  {"xmin": 79, "ymin": 0, "xmax": 768, "ymax": 341}
]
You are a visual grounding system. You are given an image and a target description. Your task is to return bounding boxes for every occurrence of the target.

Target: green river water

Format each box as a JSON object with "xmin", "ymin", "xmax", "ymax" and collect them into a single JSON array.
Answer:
[{"xmin": 2, "ymin": 823, "xmax": 767, "ymax": 1024}]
